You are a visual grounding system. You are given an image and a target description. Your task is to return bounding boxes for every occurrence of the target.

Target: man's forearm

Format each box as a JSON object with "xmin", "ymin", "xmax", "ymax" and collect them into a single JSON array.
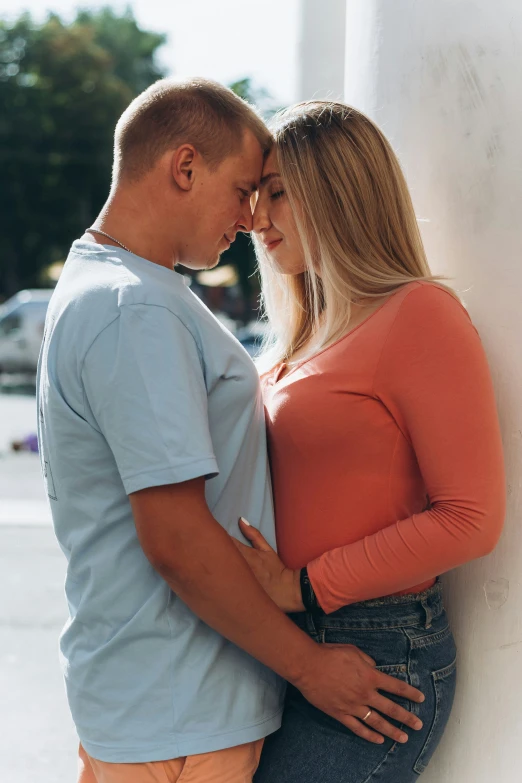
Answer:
[{"xmin": 153, "ymin": 514, "xmax": 318, "ymax": 687}]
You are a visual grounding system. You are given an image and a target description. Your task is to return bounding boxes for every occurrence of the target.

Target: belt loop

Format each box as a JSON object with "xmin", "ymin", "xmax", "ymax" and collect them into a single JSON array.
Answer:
[{"xmin": 421, "ymin": 597, "xmax": 433, "ymax": 629}]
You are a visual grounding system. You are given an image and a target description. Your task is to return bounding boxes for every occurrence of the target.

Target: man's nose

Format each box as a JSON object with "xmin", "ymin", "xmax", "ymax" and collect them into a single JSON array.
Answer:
[{"xmin": 237, "ymin": 202, "xmax": 253, "ymax": 233}]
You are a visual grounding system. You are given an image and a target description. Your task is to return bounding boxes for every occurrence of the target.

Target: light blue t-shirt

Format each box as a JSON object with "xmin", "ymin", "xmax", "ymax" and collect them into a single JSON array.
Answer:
[{"xmin": 37, "ymin": 240, "xmax": 285, "ymax": 763}]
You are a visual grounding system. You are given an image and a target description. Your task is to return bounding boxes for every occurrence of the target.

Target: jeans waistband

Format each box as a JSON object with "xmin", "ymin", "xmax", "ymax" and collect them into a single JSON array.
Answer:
[{"xmin": 304, "ymin": 580, "xmax": 444, "ymax": 631}]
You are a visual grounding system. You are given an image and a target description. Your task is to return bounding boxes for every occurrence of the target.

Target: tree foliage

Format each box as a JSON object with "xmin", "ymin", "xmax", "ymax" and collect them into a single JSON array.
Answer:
[{"xmin": 0, "ymin": 8, "xmax": 165, "ymax": 296}]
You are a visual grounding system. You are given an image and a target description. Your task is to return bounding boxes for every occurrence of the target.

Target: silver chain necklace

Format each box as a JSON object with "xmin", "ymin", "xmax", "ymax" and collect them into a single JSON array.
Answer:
[{"xmin": 86, "ymin": 227, "xmax": 131, "ymax": 253}]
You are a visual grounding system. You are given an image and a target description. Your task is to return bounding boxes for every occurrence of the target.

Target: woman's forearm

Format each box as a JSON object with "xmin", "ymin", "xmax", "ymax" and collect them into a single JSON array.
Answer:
[{"xmin": 307, "ymin": 495, "xmax": 505, "ymax": 614}]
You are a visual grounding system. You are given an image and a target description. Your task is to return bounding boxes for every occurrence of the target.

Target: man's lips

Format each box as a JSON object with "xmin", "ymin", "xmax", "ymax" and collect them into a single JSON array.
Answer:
[{"xmin": 264, "ymin": 238, "xmax": 282, "ymax": 252}]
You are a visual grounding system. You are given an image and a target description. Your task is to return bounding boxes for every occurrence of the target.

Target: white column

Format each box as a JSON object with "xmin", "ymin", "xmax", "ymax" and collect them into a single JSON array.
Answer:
[
  {"xmin": 297, "ymin": 0, "xmax": 347, "ymax": 101},
  {"xmin": 345, "ymin": 1, "xmax": 522, "ymax": 780}
]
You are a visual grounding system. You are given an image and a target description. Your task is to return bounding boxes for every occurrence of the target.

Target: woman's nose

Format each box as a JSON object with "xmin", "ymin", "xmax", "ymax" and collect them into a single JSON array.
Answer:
[{"xmin": 252, "ymin": 202, "xmax": 270, "ymax": 235}]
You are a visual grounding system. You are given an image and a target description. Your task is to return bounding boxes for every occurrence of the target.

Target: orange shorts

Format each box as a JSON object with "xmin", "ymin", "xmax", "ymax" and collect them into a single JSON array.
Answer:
[{"xmin": 78, "ymin": 739, "xmax": 264, "ymax": 783}]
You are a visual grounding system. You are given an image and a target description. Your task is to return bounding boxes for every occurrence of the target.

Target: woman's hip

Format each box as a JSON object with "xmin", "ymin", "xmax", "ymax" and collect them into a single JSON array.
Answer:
[
  {"xmin": 293, "ymin": 580, "xmax": 455, "ymax": 672},
  {"xmin": 255, "ymin": 582, "xmax": 457, "ymax": 782}
]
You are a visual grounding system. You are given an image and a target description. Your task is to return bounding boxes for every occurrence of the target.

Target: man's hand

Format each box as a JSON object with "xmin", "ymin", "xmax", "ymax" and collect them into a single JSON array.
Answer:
[
  {"xmin": 234, "ymin": 518, "xmax": 304, "ymax": 612},
  {"xmin": 236, "ymin": 518, "xmax": 424, "ymax": 745},
  {"xmin": 298, "ymin": 643, "xmax": 424, "ymax": 745}
]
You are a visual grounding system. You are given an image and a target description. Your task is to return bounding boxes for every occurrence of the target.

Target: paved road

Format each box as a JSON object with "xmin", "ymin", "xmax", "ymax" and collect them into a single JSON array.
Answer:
[
  {"xmin": 0, "ymin": 523, "xmax": 77, "ymax": 782},
  {"xmin": 0, "ymin": 453, "xmax": 52, "ymax": 526},
  {"xmin": 0, "ymin": 395, "xmax": 77, "ymax": 781}
]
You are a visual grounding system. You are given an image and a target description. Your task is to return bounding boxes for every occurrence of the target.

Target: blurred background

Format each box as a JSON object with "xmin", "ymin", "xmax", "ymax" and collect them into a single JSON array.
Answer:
[{"xmin": 2, "ymin": 2, "xmax": 522, "ymax": 782}]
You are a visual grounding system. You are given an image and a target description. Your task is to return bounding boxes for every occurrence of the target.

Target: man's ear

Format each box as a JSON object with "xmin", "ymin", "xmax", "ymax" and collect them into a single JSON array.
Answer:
[{"xmin": 171, "ymin": 144, "xmax": 198, "ymax": 191}]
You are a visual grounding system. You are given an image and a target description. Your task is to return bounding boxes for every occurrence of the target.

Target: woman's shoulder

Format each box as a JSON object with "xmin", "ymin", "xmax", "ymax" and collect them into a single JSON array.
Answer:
[
  {"xmin": 374, "ymin": 280, "xmax": 484, "ymax": 392},
  {"xmin": 391, "ymin": 280, "xmax": 472, "ymax": 328},
  {"xmin": 373, "ymin": 280, "xmax": 480, "ymax": 369}
]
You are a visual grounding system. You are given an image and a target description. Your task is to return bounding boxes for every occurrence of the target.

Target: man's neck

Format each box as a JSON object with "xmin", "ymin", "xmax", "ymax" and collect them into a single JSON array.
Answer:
[{"xmin": 84, "ymin": 185, "xmax": 183, "ymax": 270}]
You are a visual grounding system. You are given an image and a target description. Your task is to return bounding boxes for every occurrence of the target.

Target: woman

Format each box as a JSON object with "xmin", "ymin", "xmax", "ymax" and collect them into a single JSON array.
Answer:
[{"xmin": 234, "ymin": 102, "xmax": 505, "ymax": 782}]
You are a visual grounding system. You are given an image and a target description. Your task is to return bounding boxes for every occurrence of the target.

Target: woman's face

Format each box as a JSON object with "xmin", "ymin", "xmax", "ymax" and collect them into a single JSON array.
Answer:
[{"xmin": 252, "ymin": 148, "xmax": 305, "ymax": 275}]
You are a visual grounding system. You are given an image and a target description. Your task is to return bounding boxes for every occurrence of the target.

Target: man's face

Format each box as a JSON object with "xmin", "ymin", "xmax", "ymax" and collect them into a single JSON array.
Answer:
[{"xmin": 179, "ymin": 130, "xmax": 265, "ymax": 270}]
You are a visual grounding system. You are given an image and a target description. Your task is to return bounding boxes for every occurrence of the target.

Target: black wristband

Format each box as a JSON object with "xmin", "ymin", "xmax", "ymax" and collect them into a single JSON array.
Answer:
[{"xmin": 300, "ymin": 566, "xmax": 320, "ymax": 612}]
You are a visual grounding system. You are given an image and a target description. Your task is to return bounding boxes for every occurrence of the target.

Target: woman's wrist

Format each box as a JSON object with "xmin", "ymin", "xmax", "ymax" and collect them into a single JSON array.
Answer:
[{"xmin": 299, "ymin": 565, "xmax": 321, "ymax": 612}]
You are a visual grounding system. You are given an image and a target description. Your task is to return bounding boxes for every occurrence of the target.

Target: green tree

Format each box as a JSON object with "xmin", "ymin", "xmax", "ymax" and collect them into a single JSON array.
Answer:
[{"xmin": 0, "ymin": 8, "xmax": 165, "ymax": 297}]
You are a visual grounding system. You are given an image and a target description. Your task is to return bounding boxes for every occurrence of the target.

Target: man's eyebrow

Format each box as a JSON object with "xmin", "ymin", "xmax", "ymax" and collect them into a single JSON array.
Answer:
[
  {"xmin": 240, "ymin": 182, "xmax": 259, "ymax": 193},
  {"xmin": 260, "ymin": 172, "xmax": 279, "ymax": 186}
]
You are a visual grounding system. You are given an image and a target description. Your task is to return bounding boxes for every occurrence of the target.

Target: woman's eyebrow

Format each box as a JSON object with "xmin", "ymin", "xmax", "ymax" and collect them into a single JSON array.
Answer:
[{"xmin": 260, "ymin": 172, "xmax": 280, "ymax": 186}]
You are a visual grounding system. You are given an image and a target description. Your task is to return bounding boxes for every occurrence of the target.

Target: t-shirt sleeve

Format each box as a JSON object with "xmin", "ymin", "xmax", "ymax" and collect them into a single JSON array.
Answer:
[
  {"xmin": 307, "ymin": 284, "xmax": 506, "ymax": 613},
  {"xmin": 81, "ymin": 303, "xmax": 218, "ymax": 494}
]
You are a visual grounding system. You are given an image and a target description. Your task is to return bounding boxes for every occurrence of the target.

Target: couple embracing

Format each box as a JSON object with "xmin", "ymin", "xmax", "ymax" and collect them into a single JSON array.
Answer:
[{"xmin": 38, "ymin": 78, "xmax": 505, "ymax": 783}]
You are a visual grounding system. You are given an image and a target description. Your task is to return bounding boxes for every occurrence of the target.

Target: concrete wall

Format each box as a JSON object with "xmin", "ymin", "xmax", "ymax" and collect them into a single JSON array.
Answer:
[
  {"xmin": 297, "ymin": 0, "xmax": 346, "ymax": 101},
  {"xmin": 344, "ymin": 1, "xmax": 522, "ymax": 780}
]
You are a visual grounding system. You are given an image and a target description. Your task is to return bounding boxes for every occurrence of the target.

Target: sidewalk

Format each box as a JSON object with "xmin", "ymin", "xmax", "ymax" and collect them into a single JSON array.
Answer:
[
  {"xmin": 0, "ymin": 525, "xmax": 77, "ymax": 783},
  {"xmin": 0, "ymin": 393, "xmax": 52, "ymax": 526},
  {"xmin": 0, "ymin": 394, "xmax": 77, "ymax": 782}
]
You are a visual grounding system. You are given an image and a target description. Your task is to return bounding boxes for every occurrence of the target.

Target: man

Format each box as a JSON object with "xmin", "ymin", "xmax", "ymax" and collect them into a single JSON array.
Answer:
[{"xmin": 38, "ymin": 78, "xmax": 423, "ymax": 783}]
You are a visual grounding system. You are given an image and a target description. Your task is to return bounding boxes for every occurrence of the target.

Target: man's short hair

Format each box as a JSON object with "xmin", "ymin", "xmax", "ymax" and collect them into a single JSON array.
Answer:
[{"xmin": 113, "ymin": 77, "xmax": 272, "ymax": 183}]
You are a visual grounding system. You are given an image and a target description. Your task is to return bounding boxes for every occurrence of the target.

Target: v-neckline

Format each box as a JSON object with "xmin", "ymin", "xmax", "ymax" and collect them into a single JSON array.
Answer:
[{"xmin": 272, "ymin": 285, "xmax": 409, "ymax": 385}]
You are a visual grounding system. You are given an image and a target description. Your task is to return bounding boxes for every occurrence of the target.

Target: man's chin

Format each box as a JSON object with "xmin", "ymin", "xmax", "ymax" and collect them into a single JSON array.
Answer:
[
  {"xmin": 179, "ymin": 254, "xmax": 221, "ymax": 272},
  {"xmin": 194, "ymin": 253, "xmax": 222, "ymax": 271},
  {"xmin": 206, "ymin": 254, "xmax": 222, "ymax": 270}
]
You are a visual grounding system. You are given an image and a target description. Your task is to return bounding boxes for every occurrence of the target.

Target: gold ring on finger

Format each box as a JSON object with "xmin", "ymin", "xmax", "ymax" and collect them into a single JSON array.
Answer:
[{"xmin": 363, "ymin": 709, "xmax": 372, "ymax": 722}]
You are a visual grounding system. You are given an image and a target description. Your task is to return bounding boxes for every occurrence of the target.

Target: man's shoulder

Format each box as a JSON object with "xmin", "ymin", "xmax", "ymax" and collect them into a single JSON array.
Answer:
[
  {"xmin": 53, "ymin": 241, "xmax": 239, "ymax": 364},
  {"xmin": 56, "ymin": 243, "xmax": 193, "ymax": 327}
]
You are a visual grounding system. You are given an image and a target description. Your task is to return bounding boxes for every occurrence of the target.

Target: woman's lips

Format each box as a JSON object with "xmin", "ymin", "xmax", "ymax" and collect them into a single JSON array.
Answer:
[{"xmin": 265, "ymin": 238, "xmax": 282, "ymax": 252}]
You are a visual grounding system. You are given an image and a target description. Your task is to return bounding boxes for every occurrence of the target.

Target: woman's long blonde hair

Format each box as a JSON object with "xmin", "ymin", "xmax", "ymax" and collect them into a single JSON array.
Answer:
[{"xmin": 255, "ymin": 101, "xmax": 446, "ymax": 370}]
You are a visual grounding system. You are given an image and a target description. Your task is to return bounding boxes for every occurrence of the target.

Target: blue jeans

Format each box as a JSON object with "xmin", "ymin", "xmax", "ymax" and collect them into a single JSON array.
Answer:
[{"xmin": 255, "ymin": 581, "xmax": 456, "ymax": 782}]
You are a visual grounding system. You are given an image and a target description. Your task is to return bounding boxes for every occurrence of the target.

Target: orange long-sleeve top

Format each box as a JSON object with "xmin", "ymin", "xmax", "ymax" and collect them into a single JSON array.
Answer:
[{"xmin": 262, "ymin": 282, "xmax": 506, "ymax": 614}]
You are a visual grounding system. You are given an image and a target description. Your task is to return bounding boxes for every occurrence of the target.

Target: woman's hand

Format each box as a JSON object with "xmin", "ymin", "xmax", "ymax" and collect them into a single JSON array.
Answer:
[{"xmin": 234, "ymin": 518, "xmax": 305, "ymax": 613}]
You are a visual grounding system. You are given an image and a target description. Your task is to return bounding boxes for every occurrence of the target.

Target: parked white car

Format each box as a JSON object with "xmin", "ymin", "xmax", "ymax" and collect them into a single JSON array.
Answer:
[{"xmin": 0, "ymin": 289, "xmax": 54, "ymax": 373}]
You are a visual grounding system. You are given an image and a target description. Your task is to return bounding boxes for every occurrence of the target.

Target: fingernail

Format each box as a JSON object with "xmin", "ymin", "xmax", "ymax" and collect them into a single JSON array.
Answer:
[
  {"xmin": 415, "ymin": 719, "xmax": 423, "ymax": 730},
  {"xmin": 399, "ymin": 733, "xmax": 408, "ymax": 744},
  {"xmin": 240, "ymin": 517, "xmax": 251, "ymax": 526}
]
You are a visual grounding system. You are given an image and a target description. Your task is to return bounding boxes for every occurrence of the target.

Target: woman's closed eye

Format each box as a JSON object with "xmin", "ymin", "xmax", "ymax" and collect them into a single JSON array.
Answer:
[{"xmin": 270, "ymin": 189, "xmax": 285, "ymax": 201}]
